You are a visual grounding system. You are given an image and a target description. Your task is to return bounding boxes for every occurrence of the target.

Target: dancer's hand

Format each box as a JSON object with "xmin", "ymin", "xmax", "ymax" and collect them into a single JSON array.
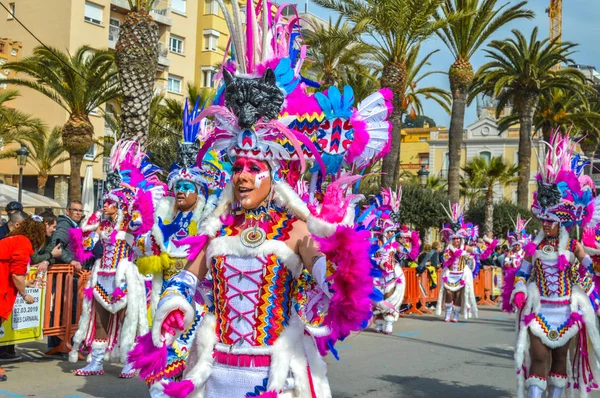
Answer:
[
  {"xmin": 514, "ymin": 292, "xmax": 526, "ymax": 309},
  {"xmin": 161, "ymin": 310, "xmax": 185, "ymax": 338}
]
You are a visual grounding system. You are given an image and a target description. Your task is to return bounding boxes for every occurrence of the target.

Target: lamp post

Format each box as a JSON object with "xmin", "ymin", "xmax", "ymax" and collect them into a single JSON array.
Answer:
[
  {"xmin": 417, "ymin": 164, "xmax": 430, "ymax": 187},
  {"xmin": 16, "ymin": 144, "xmax": 29, "ymax": 203}
]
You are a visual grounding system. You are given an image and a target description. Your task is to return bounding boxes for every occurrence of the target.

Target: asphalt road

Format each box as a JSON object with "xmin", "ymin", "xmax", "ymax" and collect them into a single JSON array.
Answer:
[{"xmin": 0, "ymin": 307, "xmax": 597, "ymax": 398}]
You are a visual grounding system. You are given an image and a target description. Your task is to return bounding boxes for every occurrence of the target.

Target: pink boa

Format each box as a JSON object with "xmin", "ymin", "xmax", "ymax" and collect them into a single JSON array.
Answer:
[
  {"xmin": 480, "ymin": 239, "xmax": 498, "ymax": 260},
  {"xmin": 127, "ymin": 331, "xmax": 167, "ymax": 379},
  {"xmin": 83, "ymin": 287, "xmax": 94, "ymax": 301},
  {"xmin": 558, "ymin": 254, "xmax": 569, "ymax": 271},
  {"xmin": 112, "ymin": 287, "xmax": 125, "ymax": 301},
  {"xmin": 443, "ymin": 249, "xmax": 462, "ymax": 269},
  {"xmin": 171, "ymin": 235, "xmax": 209, "ymax": 262},
  {"xmin": 68, "ymin": 228, "xmax": 94, "ymax": 264},
  {"xmin": 131, "ymin": 189, "xmax": 155, "ymax": 236},
  {"xmin": 524, "ymin": 242, "xmax": 537, "ymax": 257},
  {"xmin": 164, "ymin": 379, "xmax": 195, "ymax": 398},
  {"xmin": 408, "ymin": 231, "xmax": 420, "ymax": 261},
  {"xmin": 501, "ymin": 267, "xmax": 518, "ymax": 312},
  {"xmin": 312, "ymin": 225, "xmax": 375, "ymax": 356},
  {"xmin": 346, "ymin": 110, "xmax": 368, "ymax": 165}
]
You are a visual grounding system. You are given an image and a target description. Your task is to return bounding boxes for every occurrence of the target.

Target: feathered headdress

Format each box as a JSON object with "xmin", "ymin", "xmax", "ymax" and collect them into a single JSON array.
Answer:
[
  {"xmin": 507, "ymin": 214, "xmax": 531, "ymax": 247},
  {"xmin": 440, "ymin": 203, "xmax": 473, "ymax": 242},
  {"xmin": 192, "ymin": 2, "xmax": 392, "ymax": 191},
  {"xmin": 168, "ymin": 98, "xmax": 230, "ymax": 193},
  {"xmin": 357, "ymin": 187, "xmax": 402, "ymax": 234},
  {"xmin": 531, "ymin": 132, "xmax": 599, "ymax": 229}
]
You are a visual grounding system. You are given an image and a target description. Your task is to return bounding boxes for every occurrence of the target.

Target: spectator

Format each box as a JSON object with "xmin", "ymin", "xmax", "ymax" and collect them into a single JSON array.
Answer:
[
  {"xmin": 417, "ymin": 241, "xmax": 442, "ymax": 289},
  {"xmin": 0, "ymin": 215, "xmax": 45, "ymax": 376},
  {"xmin": 0, "ymin": 210, "xmax": 26, "ymax": 240},
  {"xmin": 30, "ymin": 211, "xmax": 62, "ymax": 271},
  {"xmin": 496, "ymin": 244, "xmax": 509, "ymax": 267},
  {"xmin": 50, "ymin": 201, "xmax": 83, "ymax": 271}
]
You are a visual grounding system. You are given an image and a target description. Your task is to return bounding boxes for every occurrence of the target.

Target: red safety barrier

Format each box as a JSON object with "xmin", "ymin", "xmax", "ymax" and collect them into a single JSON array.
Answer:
[
  {"xmin": 43, "ymin": 266, "xmax": 90, "ymax": 355},
  {"xmin": 402, "ymin": 268, "xmax": 442, "ymax": 316},
  {"xmin": 478, "ymin": 266, "xmax": 497, "ymax": 306}
]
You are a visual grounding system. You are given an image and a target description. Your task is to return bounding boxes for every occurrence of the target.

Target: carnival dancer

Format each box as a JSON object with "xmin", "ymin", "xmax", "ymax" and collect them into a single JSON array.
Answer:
[
  {"xmin": 436, "ymin": 205, "xmax": 496, "ymax": 323},
  {"xmin": 127, "ymin": 2, "xmax": 393, "ymax": 396},
  {"xmin": 501, "ymin": 214, "xmax": 531, "ymax": 312},
  {"xmin": 511, "ymin": 133, "xmax": 600, "ymax": 398},
  {"xmin": 68, "ymin": 141, "xmax": 166, "ymax": 378},
  {"xmin": 129, "ymin": 99, "xmax": 230, "ymax": 396}
]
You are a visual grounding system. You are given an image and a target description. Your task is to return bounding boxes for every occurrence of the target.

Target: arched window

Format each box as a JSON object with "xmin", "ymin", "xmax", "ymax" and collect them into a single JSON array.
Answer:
[{"xmin": 480, "ymin": 151, "xmax": 491, "ymax": 162}]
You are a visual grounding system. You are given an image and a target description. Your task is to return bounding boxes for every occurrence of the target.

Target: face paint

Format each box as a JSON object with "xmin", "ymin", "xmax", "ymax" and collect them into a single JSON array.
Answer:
[
  {"xmin": 232, "ymin": 158, "xmax": 272, "ymax": 210},
  {"xmin": 175, "ymin": 180, "xmax": 199, "ymax": 212},
  {"xmin": 176, "ymin": 181, "xmax": 197, "ymax": 194}
]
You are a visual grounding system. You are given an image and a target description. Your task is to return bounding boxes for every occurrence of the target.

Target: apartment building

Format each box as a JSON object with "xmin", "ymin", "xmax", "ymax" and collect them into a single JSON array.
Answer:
[{"xmin": 0, "ymin": 0, "xmax": 198, "ymax": 202}]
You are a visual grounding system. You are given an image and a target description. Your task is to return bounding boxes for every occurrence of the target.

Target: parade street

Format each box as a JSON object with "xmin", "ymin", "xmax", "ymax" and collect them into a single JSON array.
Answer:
[{"xmin": 0, "ymin": 307, "xmax": 595, "ymax": 398}]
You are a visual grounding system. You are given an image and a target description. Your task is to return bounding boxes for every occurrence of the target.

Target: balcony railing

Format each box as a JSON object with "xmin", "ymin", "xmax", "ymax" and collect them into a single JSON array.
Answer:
[
  {"xmin": 158, "ymin": 42, "xmax": 171, "ymax": 67},
  {"xmin": 108, "ymin": 25, "xmax": 120, "ymax": 49}
]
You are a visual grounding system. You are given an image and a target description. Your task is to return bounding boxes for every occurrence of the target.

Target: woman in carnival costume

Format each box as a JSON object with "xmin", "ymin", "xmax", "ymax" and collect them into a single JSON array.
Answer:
[
  {"xmin": 436, "ymin": 204, "xmax": 497, "ymax": 323},
  {"xmin": 360, "ymin": 188, "xmax": 419, "ymax": 334},
  {"xmin": 501, "ymin": 214, "xmax": 531, "ymax": 313},
  {"xmin": 130, "ymin": 2, "xmax": 393, "ymax": 397},
  {"xmin": 68, "ymin": 141, "xmax": 166, "ymax": 378},
  {"xmin": 511, "ymin": 133, "xmax": 600, "ymax": 398},
  {"xmin": 129, "ymin": 98, "xmax": 230, "ymax": 396}
]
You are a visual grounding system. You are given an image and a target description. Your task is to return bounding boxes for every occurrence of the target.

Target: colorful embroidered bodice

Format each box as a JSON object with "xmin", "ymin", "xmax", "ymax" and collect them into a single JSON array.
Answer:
[
  {"xmin": 376, "ymin": 245, "xmax": 397, "ymax": 274},
  {"xmin": 99, "ymin": 220, "xmax": 133, "ymax": 270},
  {"xmin": 158, "ymin": 210, "xmax": 195, "ymax": 256},
  {"xmin": 529, "ymin": 239, "xmax": 578, "ymax": 298}
]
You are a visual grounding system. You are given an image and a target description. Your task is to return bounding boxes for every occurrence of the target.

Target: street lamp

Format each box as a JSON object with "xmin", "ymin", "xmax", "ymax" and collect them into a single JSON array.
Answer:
[
  {"xmin": 16, "ymin": 144, "xmax": 29, "ymax": 203},
  {"xmin": 417, "ymin": 164, "xmax": 430, "ymax": 187}
]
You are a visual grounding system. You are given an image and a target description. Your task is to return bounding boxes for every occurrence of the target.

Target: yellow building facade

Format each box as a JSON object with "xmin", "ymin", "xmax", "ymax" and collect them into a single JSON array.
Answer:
[{"xmin": 399, "ymin": 124, "xmax": 446, "ymax": 177}]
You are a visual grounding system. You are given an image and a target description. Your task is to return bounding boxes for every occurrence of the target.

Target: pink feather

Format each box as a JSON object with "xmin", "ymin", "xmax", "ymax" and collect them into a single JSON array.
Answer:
[
  {"xmin": 408, "ymin": 231, "xmax": 421, "ymax": 261},
  {"xmin": 346, "ymin": 110, "xmax": 368, "ymax": 165},
  {"xmin": 164, "ymin": 379, "xmax": 195, "ymax": 398},
  {"xmin": 524, "ymin": 242, "xmax": 537, "ymax": 257},
  {"xmin": 131, "ymin": 189, "xmax": 156, "ymax": 237},
  {"xmin": 501, "ymin": 267, "xmax": 518, "ymax": 312},
  {"xmin": 583, "ymin": 227, "xmax": 597, "ymax": 249},
  {"xmin": 68, "ymin": 228, "xmax": 95, "ymax": 264},
  {"xmin": 247, "ymin": 392, "xmax": 278, "ymax": 398},
  {"xmin": 83, "ymin": 287, "xmax": 94, "ymax": 301},
  {"xmin": 127, "ymin": 331, "xmax": 168, "ymax": 379},
  {"xmin": 171, "ymin": 235, "xmax": 209, "ymax": 262},
  {"xmin": 480, "ymin": 239, "xmax": 498, "ymax": 260},
  {"xmin": 443, "ymin": 249, "xmax": 462, "ymax": 269},
  {"xmin": 313, "ymin": 226, "xmax": 375, "ymax": 356},
  {"xmin": 558, "ymin": 254, "xmax": 569, "ymax": 271}
]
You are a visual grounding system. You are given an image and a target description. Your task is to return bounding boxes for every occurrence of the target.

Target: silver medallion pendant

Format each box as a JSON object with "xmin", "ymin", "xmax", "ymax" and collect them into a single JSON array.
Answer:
[
  {"xmin": 542, "ymin": 245, "xmax": 555, "ymax": 254},
  {"xmin": 240, "ymin": 227, "xmax": 266, "ymax": 248}
]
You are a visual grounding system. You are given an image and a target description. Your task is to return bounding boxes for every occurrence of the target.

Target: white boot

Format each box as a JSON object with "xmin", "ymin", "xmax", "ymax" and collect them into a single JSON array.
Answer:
[
  {"xmin": 547, "ymin": 386, "xmax": 563, "ymax": 398},
  {"xmin": 525, "ymin": 375, "xmax": 546, "ymax": 398},
  {"xmin": 452, "ymin": 307, "xmax": 461, "ymax": 323},
  {"xmin": 374, "ymin": 319, "xmax": 383, "ymax": 333},
  {"xmin": 75, "ymin": 341, "xmax": 105, "ymax": 376},
  {"xmin": 547, "ymin": 373, "xmax": 567, "ymax": 398},
  {"xmin": 119, "ymin": 361, "xmax": 136, "ymax": 379},
  {"xmin": 383, "ymin": 321, "xmax": 393, "ymax": 335},
  {"xmin": 444, "ymin": 303, "xmax": 453, "ymax": 322}
]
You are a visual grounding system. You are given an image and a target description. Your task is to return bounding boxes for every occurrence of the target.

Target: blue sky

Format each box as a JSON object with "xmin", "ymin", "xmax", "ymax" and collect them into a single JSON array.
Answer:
[{"xmin": 304, "ymin": 0, "xmax": 600, "ymax": 128}]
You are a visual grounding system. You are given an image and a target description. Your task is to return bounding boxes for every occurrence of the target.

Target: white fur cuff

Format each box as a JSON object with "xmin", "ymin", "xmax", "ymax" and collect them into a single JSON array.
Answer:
[
  {"xmin": 548, "ymin": 373, "xmax": 568, "ymax": 388},
  {"xmin": 306, "ymin": 214, "xmax": 337, "ymax": 238},
  {"xmin": 510, "ymin": 284, "xmax": 528, "ymax": 305},
  {"xmin": 525, "ymin": 375, "xmax": 547, "ymax": 390},
  {"xmin": 152, "ymin": 295, "xmax": 195, "ymax": 347}
]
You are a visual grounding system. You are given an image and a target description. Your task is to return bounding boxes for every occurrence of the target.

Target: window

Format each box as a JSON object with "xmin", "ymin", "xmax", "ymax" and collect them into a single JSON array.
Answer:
[
  {"xmin": 205, "ymin": 0, "xmax": 218, "ymax": 15},
  {"xmin": 419, "ymin": 154, "xmax": 429, "ymax": 167},
  {"xmin": 84, "ymin": 1, "xmax": 103, "ymax": 25},
  {"xmin": 480, "ymin": 151, "xmax": 492, "ymax": 162},
  {"xmin": 168, "ymin": 75, "xmax": 182, "ymax": 94},
  {"xmin": 7, "ymin": 3, "xmax": 14, "ymax": 19},
  {"xmin": 10, "ymin": 48, "xmax": 17, "ymax": 56},
  {"xmin": 109, "ymin": 18, "xmax": 120, "ymax": 42},
  {"xmin": 169, "ymin": 35, "xmax": 184, "ymax": 54},
  {"xmin": 203, "ymin": 29, "xmax": 219, "ymax": 52},
  {"xmin": 202, "ymin": 68, "xmax": 216, "ymax": 88},
  {"xmin": 84, "ymin": 144, "xmax": 96, "ymax": 160},
  {"xmin": 171, "ymin": 0, "xmax": 186, "ymax": 14},
  {"xmin": 442, "ymin": 152, "xmax": 449, "ymax": 179}
]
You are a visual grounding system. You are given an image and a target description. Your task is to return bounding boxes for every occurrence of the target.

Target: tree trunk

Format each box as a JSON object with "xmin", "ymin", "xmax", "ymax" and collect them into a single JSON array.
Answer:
[
  {"xmin": 115, "ymin": 11, "xmax": 159, "ymax": 145},
  {"xmin": 381, "ymin": 108, "xmax": 403, "ymax": 188},
  {"xmin": 37, "ymin": 173, "xmax": 48, "ymax": 195},
  {"xmin": 447, "ymin": 62, "xmax": 473, "ymax": 204},
  {"xmin": 515, "ymin": 95, "xmax": 539, "ymax": 208},
  {"xmin": 484, "ymin": 185, "xmax": 494, "ymax": 234},
  {"xmin": 61, "ymin": 114, "xmax": 94, "ymax": 202}
]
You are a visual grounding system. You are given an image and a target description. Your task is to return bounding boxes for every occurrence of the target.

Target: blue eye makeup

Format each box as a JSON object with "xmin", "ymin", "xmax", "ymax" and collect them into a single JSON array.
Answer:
[{"xmin": 176, "ymin": 181, "xmax": 197, "ymax": 193}]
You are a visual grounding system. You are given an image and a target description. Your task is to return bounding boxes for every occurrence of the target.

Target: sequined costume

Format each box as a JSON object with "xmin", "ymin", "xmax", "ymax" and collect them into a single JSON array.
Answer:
[
  {"xmin": 511, "ymin": 133, "xmax": 600, "ymax": 398},
  {"xmin": 129, "ymin": 2, "xmax": 393, "ymax": 396},
  {"xmin": 131, "ymin": 99, "xmax": 230, "ymax": 396},
  {"xmin": 68, "ymin": 141, "xmax": 165, "ymax": 378},
  {"xmin": 501, "ymin": 215, "xmax": 531, "ymax": 313}
]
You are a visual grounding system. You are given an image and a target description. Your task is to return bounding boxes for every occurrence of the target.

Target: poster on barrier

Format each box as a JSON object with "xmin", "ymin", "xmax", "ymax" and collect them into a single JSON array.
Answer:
[
  {"xmin": 491, "ymin": 267, "xmax": 503, "ymax": 296},
  {"xmin": 0, "ymin": 267, "xmax": 45, "ymax": 346}
]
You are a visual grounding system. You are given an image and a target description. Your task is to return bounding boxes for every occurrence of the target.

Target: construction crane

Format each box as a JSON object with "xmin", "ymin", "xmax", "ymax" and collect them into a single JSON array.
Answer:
[{"xmin": 546, "ymin": 0, "xmax": 562, "ymax": 70}]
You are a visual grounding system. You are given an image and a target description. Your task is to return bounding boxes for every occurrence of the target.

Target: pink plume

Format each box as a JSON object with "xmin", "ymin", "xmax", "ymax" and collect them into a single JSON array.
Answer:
[
  {"xmin": 408, "ymin": 231, "xmax": 420, "ymax": 261},
  {"xmin": 131, "ymin": 189, "xmax": 156, "ymax": 236},
  {"xmin": 309, "ymin": 183, "xmax": 351, "ymax": 224},
  {"xmin": 68, "ymin": 228, "xmax": 95, "ymax": 264},
  {"xmin": 523, "ymin": 313, "xmax": 536, "ymax": 326},
  {"xmin": 524, "ymin": 242, "xmax": 537, "ymax": 257},
  {"xmin": 583, "ymin": 228, "xmax": 598, "ymax": 249},
  {"xmin": 480, "ymin": 239, "xmax": 498, "ymax": 260},
  {"xmin": 313, "ymin": 226, "xmax": 375, "ymax": 356},
  {"xmin": 172, "ymin": 235, "xmax": 209, "ymax": 262},
  {"xmin": 346, "ymin": 110, "xmax": 368, "ymax": 165},
  {"xmin": 83, "ymin": 287, "xmax": 94, "ymax": 301},
  {"xmin": 558, "ymin": 254, "xmax": 569, "ymax": 271},
  {"xmin": 164, "ymin": 379, "xmax": 195, "ymax": 398},
  {"xmin": 443, "ymin": 249, "xmax": 462, "ymax": 269},
  {"xmin": 112, "ymin": 287, "xmax": 125, "ymax": 301},
  {"xmin": 127, "ymin": 332, "xmax": 167, "ymax": 379},
  {"xmin": 501, "ymin": 267, "xmax": 518, "ymax": 312}
]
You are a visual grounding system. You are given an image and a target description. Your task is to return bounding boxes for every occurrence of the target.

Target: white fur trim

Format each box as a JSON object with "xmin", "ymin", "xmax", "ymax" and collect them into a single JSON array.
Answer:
[
  {"xmin": 268, "ymin": 314, "xmax": 304, "ymax": 392},
  {"xmin": 306, "ymin": 215, "xmax": 337, "ymax": 239},
  {"xmin": 525, "ymin": 376, "xmax": 547, "ymax": 390},
  {"xmin": 584, "ymin": 246, "xmax": 600, "ymax": 256},
  {"xmin": 273, "ymin": 181, "xmax": 310, "ymax": 221},
  {"xmin": 207, "ymin": 236, "xmax": 303, "ymax": 277},
  {"xmin": 548, "ymin": 374, "xmax": 568, "ymax": 388},
  {"xmin": 302, "ymin": 334, "xmax": 332, "ymax": 398},
  {"xmin": 152, "ymin": 293, "xmax": 195, "ymax": 347},
  {"xmin": 82, "ymin": 211, "xmax": 102, "ymax": 232},
  {"xmin": 69, "ymin": 260, "xmax": 98, "ymax": 363},
  {"xmin": 150, "ymin": 272, "xmax": 163, "ymax": 319},
  {"xmin": 182, "ymin": 314, "xmax": 217, "ymax": 398}
]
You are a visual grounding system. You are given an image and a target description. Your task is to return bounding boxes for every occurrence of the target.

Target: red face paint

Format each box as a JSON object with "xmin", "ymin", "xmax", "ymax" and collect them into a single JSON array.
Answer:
[{"xmin": 232, "ymin": 157, "xmax": 272, "ymax": 210}]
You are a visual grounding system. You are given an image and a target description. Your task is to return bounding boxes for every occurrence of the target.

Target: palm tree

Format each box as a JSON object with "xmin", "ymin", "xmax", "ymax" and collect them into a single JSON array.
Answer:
[
  {"xmin": 314, "ymin": 0, "xmax": 451, "ymax": 188},
  {"xmin": 471, "ymin": 28, "xmax": 587, "ymax": 207},
  {"xmin": 2, "ymin": 46, "xmax": 119, "ymax": 201},
  {"xmin": 459, "ymin": 172, "xmax": 485, "ymax": 209},
  {"xmin": 340, "ymin": 72, "xmax": 380, "ymax": 103},
  {"xmin": 462, "ymin": 155, "xmax": 518, "ymax": 233},
  {"xmin": 303, "ymin": 15, "xmax": 373, "ymax": 88},
  {"xmin": 0, "ymin": 127, "xmax": 69, "ymax": 195},
  {"xmin": 185, "ymin": 82, "xmax": 215, "ymax": 107},
  {"xmin": 401, "ymin": 172, "xmax": 448, "ymax": 191},
  {"xmin": 434, "ymin": 0, "xmax": 533, "ymax": 203},
  {"xmin": 116, "ymin": 0, "xmax": 160, "ymax": 145},
  {"xmin": 0, "ymin": 90, "xmax": 44, "ymax": 146}
]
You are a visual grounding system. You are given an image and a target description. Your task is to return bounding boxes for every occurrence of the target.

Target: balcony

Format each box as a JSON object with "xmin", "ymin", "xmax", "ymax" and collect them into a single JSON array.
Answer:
[
  {"xmin": 158, "ymin": 42, "xmax": 171, "ymax": 67},
  {"xmin": 154, "ymin": 82, "xmax": 167, "ymax": 97},
  {"xmin": 110, "ymin": 0, "xmax": 173, "ymax": 26},
  {"xmin": 108, "ymin": 24, "xmax": 120, "ymax": 49}
]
